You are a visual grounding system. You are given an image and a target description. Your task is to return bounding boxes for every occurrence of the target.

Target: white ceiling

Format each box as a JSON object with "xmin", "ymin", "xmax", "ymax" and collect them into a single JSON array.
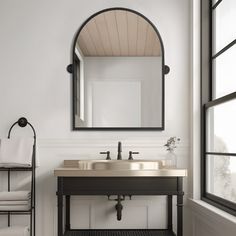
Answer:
[{"xmin": 77, "ymin": 10, "xmax": 162, "ymax": 57}]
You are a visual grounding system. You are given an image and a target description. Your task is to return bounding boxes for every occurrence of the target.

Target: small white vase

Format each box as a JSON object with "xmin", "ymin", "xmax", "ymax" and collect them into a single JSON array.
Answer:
[{"xmin": 165, "ymin": 150, "xmax": 177, "ymax": 168}]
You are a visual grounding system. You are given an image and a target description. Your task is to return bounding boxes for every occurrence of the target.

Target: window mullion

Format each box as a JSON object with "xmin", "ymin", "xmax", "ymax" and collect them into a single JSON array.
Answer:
[
  {"xmin": 212, "ymin": 0, "xmax": 223, "ymax": 10},
  {"xmin": 212, "ymin": 39, "xmax": 236, "ymax": 59},
  {"xmin": 205, "ymin": 91, "xmax": 236, "ymax": 108},
  {"xmin": 205, "ymin": 152, "xmax": 236, "ymax": 156}
]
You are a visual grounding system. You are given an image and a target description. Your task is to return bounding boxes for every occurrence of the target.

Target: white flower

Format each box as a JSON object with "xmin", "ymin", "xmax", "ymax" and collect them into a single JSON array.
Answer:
[{"xmin": 164, "ymin": 136, "xmax": 180, "ymax": 152}]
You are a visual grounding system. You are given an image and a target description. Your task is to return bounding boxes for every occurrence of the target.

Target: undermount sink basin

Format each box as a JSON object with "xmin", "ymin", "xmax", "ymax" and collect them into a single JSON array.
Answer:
[{"xmin": 64, "ymin": 160, "xmax": 163, "ymax": 171}]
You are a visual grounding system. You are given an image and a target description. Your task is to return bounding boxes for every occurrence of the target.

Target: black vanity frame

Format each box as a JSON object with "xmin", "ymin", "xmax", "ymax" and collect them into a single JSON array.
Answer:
[
  {"xmin": 57, "ymin": 176, "xmax": 184, "ymax": 236},
  {"xmin": 69, "ymin": 7, "xmax": 168, "ymax": 131}
]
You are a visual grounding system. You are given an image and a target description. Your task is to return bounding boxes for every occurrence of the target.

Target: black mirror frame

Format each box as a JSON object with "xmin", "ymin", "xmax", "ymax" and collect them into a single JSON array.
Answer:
[{"xmin": 69, "ymin": 7, "xmax": 169, "ymax": 131}]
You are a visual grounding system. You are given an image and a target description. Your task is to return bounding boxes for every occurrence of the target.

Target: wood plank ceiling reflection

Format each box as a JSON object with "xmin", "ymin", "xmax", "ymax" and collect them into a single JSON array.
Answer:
[{"xmin": 77, "ymin": 10, "xmax": 161, "ymax": 57}]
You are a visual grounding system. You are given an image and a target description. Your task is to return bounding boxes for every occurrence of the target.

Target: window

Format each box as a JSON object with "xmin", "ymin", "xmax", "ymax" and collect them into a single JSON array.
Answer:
[{"xmin": 201, "ymin": 0, "xmax": 236, "ymax": 215}]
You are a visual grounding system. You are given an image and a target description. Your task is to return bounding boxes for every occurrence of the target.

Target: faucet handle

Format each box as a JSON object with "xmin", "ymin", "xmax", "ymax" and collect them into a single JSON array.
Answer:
[
  {"xmin": 100, "ymin": 151, "xmax": 111, "ymax": 160},
  {"xmin": 128, "ymin": 151, "xmax": 139, "ymax": 160}
]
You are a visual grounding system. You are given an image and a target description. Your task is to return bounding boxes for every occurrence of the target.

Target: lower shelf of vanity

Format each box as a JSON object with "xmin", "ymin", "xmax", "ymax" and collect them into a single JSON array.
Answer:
[{"xmin": 64, "ymin": 229, "xmax": 175, "ymax": 236}]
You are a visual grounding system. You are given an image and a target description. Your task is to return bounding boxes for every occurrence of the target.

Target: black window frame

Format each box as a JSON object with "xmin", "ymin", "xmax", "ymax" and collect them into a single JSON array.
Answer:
[{"xmin": 201, "ymin": 0, "xmax": 236, "ymax": 216}]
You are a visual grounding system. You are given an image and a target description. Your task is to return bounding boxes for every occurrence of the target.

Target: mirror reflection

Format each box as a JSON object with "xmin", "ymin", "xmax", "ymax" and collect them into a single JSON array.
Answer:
[{"xmin": 73, "ymin": 8, "xmax": 165, "ymax": 129}]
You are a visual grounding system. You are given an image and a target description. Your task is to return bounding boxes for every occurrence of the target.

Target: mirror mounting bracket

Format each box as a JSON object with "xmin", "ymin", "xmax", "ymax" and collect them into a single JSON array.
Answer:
[
  {"xmin": 66, "ymin": 64, "xmax": 73, "ymax": 74},
  {"xmin": 164, "ymin": 65, "xmax": 170, "ymax": 75}
]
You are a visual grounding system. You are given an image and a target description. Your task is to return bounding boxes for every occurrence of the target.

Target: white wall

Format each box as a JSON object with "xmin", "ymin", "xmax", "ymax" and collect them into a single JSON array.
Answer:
[
  {"xmin": 84, "ymin": 57, "xmax": 162, "ymax": 127},
  {"xmin": 0, "ymin": 0, "xmax": 191, "ymax": 235}
]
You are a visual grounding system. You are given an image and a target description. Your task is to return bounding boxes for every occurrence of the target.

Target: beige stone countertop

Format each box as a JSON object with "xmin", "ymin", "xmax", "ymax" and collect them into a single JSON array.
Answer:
[{"xmin": 54, "ymin": 168, "xmax": 187, "ymax": 177}]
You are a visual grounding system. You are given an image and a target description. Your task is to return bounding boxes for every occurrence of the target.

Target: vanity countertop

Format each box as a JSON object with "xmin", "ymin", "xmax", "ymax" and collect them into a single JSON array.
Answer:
[{"xmin": 54, "ymin": 167, "xmax": 187, "ymax": 177}]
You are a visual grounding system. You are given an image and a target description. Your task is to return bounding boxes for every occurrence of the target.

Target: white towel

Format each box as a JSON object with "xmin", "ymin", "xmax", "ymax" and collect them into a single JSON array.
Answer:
[
  {"xmin": 0, "ymin": 200, "xmax": 29, "ymax": 206},
  {"xmin": 0, "ymin": 191, "xmax": 31, "ymax": 201},
  {"xmin": 0, "ymin": 204, "xmax": 30, "ymax": 211},
  {"xmin": 0, "ymin": 138, "xmax": 34, "ymax": 167},
  {"xmin": 0, "ymin": 163, "xmax": 32, "ymax": 167},
  {"xmin": 0, "ymin": 226, "xmax": 30, "ymax": 236}
]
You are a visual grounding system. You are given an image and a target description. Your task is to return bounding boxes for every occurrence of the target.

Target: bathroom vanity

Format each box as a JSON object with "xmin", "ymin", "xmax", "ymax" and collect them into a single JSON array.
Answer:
[{"xmin": 54, "ymin": 160, "xmax": 187, "ymax": 236}]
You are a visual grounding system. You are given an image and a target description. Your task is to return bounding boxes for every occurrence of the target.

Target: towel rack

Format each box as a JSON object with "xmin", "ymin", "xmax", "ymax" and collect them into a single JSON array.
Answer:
[{"xmin": 0, "ymin": 117, "xmax": 36, "ymax": 236}]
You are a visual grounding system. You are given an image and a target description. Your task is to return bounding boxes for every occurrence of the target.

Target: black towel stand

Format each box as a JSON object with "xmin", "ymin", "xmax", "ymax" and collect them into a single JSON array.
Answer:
[{"xmin": 0, "ymin": 117, "xmax": 36, "ymax": 236}]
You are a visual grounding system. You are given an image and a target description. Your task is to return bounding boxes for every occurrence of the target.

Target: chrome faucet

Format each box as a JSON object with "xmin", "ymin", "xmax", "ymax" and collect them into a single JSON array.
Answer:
[{"xmin": 117, "ymin": 141, "xmax": 122, "ymax": 160}]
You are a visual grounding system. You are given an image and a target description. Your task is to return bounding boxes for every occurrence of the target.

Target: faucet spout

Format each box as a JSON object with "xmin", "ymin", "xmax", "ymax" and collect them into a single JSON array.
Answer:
[{"xmin": 117, "ymin": 141, "xmax": 122, "ymax": 160}]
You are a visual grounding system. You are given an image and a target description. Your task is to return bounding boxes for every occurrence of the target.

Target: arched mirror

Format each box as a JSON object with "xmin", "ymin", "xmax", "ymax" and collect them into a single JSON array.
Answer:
[{"xmin": 70, "ymin": 8, "xmax": 169, "ymax": 130}]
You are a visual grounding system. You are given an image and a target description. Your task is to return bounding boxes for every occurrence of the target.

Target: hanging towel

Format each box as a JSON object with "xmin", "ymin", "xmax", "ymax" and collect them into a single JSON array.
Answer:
[
  {"xmin": 0, "ymin": 226, "xmax": 30, "ymax": 236},
  {"xmin": 0, "ymin": 191, "xmax": 31, "ymax": 201},
  {"xmin": 0, "ymin": 200, "xmax": 29, "ymax": 206},
  {"xmin": 0, "ymin": 204, "xmax": 30, "ymax": 211},
  {"xmin": 0, "ymin": 138, "xmax": 34, "ymax": 167}
]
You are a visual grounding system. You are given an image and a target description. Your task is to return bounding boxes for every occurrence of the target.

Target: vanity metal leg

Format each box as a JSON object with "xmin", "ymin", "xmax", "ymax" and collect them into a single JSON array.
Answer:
[
  {"xmin": 57, "ymin": 177, "xmax": 64, "ymax": 236},
  {"xmin": 57, "ymin": 194, "xmax": 63, "ymax": 236},
  {"xmin": 177, "ymin": 178, "xmax": 184, "ymax": 236},
  {"xmin": 167, "ymin": 195, "xmax": 173, "ymax": 231},
  {"xmin": 65, "ymin": 196, "xmax": 71, "ymax": 230}
]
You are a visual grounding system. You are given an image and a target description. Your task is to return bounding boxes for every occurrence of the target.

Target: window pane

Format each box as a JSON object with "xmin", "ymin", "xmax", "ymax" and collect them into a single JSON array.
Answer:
[
  {"xmin": 213, "ymin": 0, "xmax": 236, "ymax": 53},
  {"xmin": 213, "ymin": 44, "xmax": 236, "ymax": 98},
  {"xmin": 206, "ymin": 98, "xmax": 236, "ymax": 153},
  {"xmin": 206, "ymin": 154, "xmax": 236, "ymax": 203}
]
